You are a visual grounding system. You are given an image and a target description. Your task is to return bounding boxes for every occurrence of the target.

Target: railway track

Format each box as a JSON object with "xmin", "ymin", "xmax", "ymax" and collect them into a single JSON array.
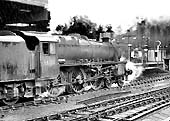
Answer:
[
  {"xmin": 24, "ymin": 86, "xmax": 170, "ymax": 121},
  {"xmin": 1, "ymin": 73, "xmax": 169, "ymax": 113},
  {"xmin": 1, "ymin": 73, "xmax": 170, "ymax": 121}
]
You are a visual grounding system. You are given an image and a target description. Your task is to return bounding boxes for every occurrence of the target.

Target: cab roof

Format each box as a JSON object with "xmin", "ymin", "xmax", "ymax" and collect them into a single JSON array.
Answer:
[{"xmin": 0, "ymin": 30, "xmax": 25, "ymax": 42}]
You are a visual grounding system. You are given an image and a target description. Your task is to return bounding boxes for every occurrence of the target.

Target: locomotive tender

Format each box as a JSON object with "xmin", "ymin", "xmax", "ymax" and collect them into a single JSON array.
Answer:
[{"xmin": 0, "ymin": 30, "xmax": 131, "ymax": 105}]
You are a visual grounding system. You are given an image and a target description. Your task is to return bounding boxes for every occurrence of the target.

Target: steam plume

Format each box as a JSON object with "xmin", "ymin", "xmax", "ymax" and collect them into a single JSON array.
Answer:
[{"xmin": 126, "ymin": 61, "xmax": 144, "ymax": 81}]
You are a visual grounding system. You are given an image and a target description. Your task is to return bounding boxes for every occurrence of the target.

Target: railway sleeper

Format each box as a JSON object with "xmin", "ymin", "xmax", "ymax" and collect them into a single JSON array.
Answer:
[
  {"xmin": 25, "ymin": 88, "xmax": 170, "ymax": 121},
  {"xmin": 123, "ymin": 101, "xmax": 170, "ymax": 121},
  {"xmin": 107, "ymin": 99, "xmax": 167, "ymax": 120},
  {"xmin": 1, "ymin": 81, "xmax": 169, "ymax": 117}
]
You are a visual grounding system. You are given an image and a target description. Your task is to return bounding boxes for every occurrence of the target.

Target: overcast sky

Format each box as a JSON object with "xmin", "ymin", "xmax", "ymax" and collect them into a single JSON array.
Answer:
[{"xmin": 48, "ymin": 0, "xmax": 170, "ymax": 32}]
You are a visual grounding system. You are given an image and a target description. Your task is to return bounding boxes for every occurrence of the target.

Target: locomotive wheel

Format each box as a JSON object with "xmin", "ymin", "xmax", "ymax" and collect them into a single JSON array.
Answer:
[
  {"xmin": 68, "ymin": 68, "xmax": 86, "ymax": 93},
  {"xmin": 91, "ymin": 79, "xmax": 104, "ymax": 90},
  {"xmin": 2, "ymin": 97, "xmax": 19, "ymax": 105},
  {"xmin": 2, "ymin": 87, "xmax": 19, "ymax": 105},
  {"xmin": 105, "ymin": 78, "xmax": 114, "ymax": 88},
  {"xmin": 117, "ymin": 80, "xmax": 124, "ymax": 88},
  {"xmin": 83, "ymin": 82, "xmax": 93, "ymax": 91}
]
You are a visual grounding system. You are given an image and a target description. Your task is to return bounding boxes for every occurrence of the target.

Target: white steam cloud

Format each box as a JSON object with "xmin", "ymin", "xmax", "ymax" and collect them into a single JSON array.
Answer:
[{"xmin": 126, "ymin": 61, "xmax": 144, "ymax": 81}]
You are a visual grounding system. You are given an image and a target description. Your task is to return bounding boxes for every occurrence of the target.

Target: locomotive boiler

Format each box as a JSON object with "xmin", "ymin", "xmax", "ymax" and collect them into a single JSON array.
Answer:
[
  {"xmin": 0, "ymin": 30, "xmax": 131, "ymax": 105},
  {"xmin": 55, "ymin": 35, "xmax": 119, "ymax": 62}
]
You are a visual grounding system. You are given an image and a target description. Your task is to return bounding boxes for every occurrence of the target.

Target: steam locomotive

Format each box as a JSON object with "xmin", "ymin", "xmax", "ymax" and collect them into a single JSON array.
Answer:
[{"xmin": 0, "ymin": 30, "xmax": 132, "ymax": 105}]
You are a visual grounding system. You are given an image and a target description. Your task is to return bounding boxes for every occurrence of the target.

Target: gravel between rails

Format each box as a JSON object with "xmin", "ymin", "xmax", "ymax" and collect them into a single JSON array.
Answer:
[{"xmin": 1, "ymin": 72, "xmax": 170, "ymax": 121}]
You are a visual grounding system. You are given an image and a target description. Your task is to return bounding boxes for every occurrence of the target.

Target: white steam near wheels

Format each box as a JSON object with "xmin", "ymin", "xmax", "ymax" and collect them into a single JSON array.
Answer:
[{"xmin": 126, "ymin": 61, "xmax": 144, "ymax": 81}]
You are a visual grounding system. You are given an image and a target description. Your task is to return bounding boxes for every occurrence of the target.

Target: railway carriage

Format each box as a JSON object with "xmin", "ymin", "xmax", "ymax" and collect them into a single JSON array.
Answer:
[{"xmin": 0, "ymin": 30, "xmax": 131, "ymax": 105}]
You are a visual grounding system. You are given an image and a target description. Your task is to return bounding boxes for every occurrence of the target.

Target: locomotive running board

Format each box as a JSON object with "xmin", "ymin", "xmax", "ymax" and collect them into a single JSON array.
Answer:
[{"xmin": 59, "ymin": 61, "xmax": 127, "ymax": 67}]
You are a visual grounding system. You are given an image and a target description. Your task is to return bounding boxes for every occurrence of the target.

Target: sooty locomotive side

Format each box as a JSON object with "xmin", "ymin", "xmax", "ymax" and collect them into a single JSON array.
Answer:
[{"xmin": 0, "ymin": 30, "xmax": 131, "ymax": 105}]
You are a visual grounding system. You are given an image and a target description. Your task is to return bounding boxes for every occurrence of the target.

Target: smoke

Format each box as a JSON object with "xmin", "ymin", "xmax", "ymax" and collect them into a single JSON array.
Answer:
[
  {"xmin": 147, "ymin": 16, "xmax": 170, "ymax": 25},
  {"xmin": 38, "ymin": 86, "xmax": 66, "ymax": 98},
  {"xmin": 126, "ymin": 61, "xmax": 144, "ymax": 81},
  {"xmin": 120, "ymin": 56, "xmax": 126, "ymax": 61},
  {"xmin": 119, "ymin": 56, "xmax": 144, "ymax": 83}
]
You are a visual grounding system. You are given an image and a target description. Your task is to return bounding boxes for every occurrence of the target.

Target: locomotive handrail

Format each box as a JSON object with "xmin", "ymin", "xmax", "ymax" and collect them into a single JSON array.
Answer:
[{"xmin": 60, "ymin": 60, "xmax": 127, "ymax": 66}]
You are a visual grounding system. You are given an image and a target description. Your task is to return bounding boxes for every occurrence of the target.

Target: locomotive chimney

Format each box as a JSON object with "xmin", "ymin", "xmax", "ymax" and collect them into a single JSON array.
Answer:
[
  {"xmin": 101, "ymin": 37, "xmax": 110, "ymax": 42},
  {"xmin": 100, "ymin": 32, "xmax": 114, "ymax": 43}
]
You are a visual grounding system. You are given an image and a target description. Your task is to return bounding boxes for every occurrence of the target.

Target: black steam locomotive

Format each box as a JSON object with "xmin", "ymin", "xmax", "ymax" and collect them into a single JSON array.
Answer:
[{"xmin": 0, "ymin": 30, "xmax": 132, "ymax": 105}]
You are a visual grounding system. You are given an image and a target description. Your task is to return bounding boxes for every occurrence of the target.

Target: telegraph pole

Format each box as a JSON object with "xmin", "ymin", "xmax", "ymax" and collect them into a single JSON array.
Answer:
[
  {"xmin": 156, "ymin": 40, "xmax": 161, "ymax": 66},
  {"xmin": 127, "ymin": 29, "xmax": 132, "ymax": 61}
]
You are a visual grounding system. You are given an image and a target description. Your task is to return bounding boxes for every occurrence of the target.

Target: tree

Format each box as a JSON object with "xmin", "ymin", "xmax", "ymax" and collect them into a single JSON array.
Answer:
[
  {"xmin": 63, "ymin": 15, "xmax": 97, "ymax": 39},
  {"xmin": 96, "ymin": 25, "xmax": 104, "ymax": 41},
  {"xmin": 115, "ymin": 25, "xmax": 122, "ymax": 35},
  {"xmin": 106, "ymin": 24, "xmax": 114, "ymax": 32}
]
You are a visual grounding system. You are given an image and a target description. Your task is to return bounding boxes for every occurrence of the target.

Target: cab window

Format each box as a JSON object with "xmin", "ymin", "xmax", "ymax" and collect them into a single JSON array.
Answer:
[
  {"xmin": 42, "ymin": 42, "xmax": 49, "ymax": 54},
  {"xmin": 42, "ymin": 42, "xmax": 56, "ymax": 55}
]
